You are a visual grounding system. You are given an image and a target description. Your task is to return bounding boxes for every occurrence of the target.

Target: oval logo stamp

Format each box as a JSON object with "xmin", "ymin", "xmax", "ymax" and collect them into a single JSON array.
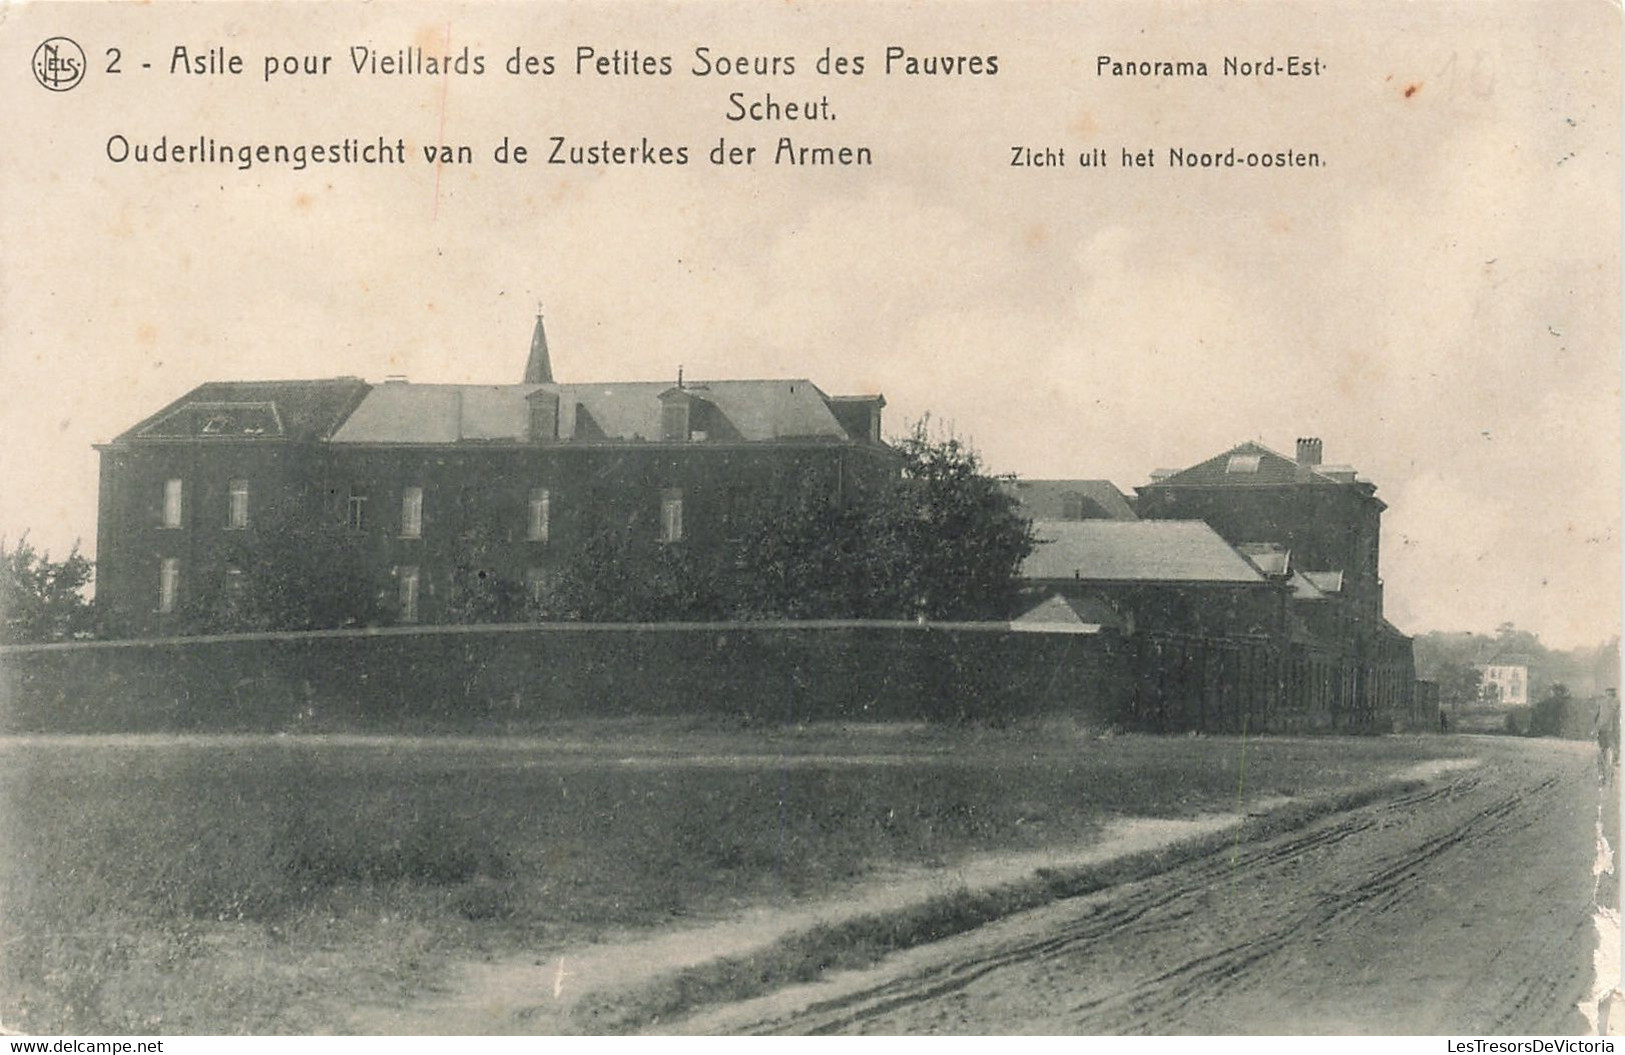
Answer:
[{"xmin": 32, "ymin": 37, "xmax": 86, "ymax": 91}]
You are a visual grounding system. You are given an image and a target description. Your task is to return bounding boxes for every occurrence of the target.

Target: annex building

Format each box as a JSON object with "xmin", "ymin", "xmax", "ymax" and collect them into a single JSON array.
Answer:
[
  {"xmin": 1138, "ymin": 437, "xmax": 1416, "ymax": 731},
  {"xmin": 94, "ymin": 315, "xmax": 895, "ymax": 635},
  {"xmin": 1016, "ymin": 438, "xmax": 1419, "ymax": 733},
  {"xmin": 1475, "ymin": 650, "xmax": 1534, "ymax": 707}
]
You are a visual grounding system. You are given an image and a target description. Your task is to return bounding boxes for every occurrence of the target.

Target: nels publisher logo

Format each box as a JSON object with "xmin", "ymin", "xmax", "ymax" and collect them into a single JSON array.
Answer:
[{"xmin": 32, "ymin": 37, "xmax": 86, "ymax": 91}]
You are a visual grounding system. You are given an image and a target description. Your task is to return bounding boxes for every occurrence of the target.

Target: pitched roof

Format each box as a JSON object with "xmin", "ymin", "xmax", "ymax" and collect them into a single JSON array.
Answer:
[
  {"xmin": 1289, "ymin": 571, "xmax": 1330, "ymax": 601},
  {"xmin": 1236, "ymin": 542, "xmax": 1291, "ymax": 577},
  {"xmin": 112, "ymin": 379, "xmax": 371, "ymax": 443},
  {"xmin": 1002, "ymin": 480, "xmax": 1138, "ymax": 521},
  {"xmin": 1141, "ymin": 441, "xmax": 1370, "ymax": 491},
  {"xmin": 328, "ymin": 379, "xmax": 855, "ymax": 445},
  {"xmin": 1301, "ymin": 570, "xmax": 1344, "ymax": 594},
  {"xmin": 1020, "ymin": 520, "xmax": 1267, "ymax": 584},
  {"xmin": 1011, "ymin": 592, "xmax": 1125, "ymax": 633},
  {"xmin": 691, "ymin": 381, "xmax": 850, "ymax": 441},
  {"xmin": 1379, "ymin": 618, "xmax": 1413, "ymax": 642},
  {"xmin": 329, "ymin": 384, "xmax": 535, "ymax": 443}
]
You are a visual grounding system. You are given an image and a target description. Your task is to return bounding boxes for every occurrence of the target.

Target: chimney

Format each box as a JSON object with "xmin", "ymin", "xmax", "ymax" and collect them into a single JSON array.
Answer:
[
  {"xmin": 1295, "ymin": 437, "xmax": 1323, "ymax": 480},
  {"xmin": 523, "ymin": 306, "xmax": 554, "ymax": 384}
]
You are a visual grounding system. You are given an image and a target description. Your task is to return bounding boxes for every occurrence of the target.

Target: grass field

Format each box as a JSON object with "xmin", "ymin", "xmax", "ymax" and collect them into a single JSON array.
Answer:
[{"xmin": 0, "ymin": 721, "xmax": 1475, "ymax": 1034}]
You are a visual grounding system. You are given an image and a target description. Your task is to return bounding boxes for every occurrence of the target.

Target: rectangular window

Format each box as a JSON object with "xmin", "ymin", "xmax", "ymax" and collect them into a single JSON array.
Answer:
[
  {"xmin": 223, "ymin": 565, "xmax": 246, "ymax": 621},
  {"xmin": 528, "ymin": 487, "xmax": 551, "ymax": 543},
  {"xmin": 347, "ymin": 485, "xmax": 369, "ymax": 532},
  {"xmin": 397, "ymin": 565, "xmax": 420, "ymax": 624},
  {"xmin": 659, "ymin": 489, "xmax": 684, "ymax": 545},
  {"xmin": 158, "ymin": 557, "xmax": 180, "ymax": 614},
  {"xmin": 227, "ymin": 479, "xmax": 250, "ymax": 529},
  {"xmin": 400, "ymin": 486, "xmax": 423, "ymax": 538},
  {"xmin": 525, "ymin": 566, "xmax": 549, "ymax": 608},
  {"xmin": 162, "ymin": 479, "xmax": 183, "ymax": 528}
]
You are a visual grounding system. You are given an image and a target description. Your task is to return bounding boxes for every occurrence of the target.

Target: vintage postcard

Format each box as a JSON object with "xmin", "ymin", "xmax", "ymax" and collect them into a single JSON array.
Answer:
[{"xmin": 0, "ymin": 0, "xmax": 1619, "ymax": 1040}]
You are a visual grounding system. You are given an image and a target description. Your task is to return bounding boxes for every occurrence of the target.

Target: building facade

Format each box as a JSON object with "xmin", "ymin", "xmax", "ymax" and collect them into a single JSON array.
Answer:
[
  {"xmin": 1002, "ymin": 479, "xmax": 1139, "ymax": 522},
  {"xmin": 1018, "ymin": 519, "xmax": 1297, "ymax": 732},
  {"xmin": 1475, "ymin": 654, "xmax": 1532, "ymax": 706},
  {"xmin": 1013, "ymin": 438, "xmax": 1416, "ymax": 732},
  {"xmin": 94, "ymin": 316, "xmax": 896, "ymax": 635},
  {"xmin": 1132, "ymin": 437, "xmax": 1415, "ymax": 730}
]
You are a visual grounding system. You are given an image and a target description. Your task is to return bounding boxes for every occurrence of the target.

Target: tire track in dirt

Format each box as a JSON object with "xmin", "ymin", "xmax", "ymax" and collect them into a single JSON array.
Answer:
[
  {"xmin": 776, "ymin": 786, "xmax": 1476, "ymax": 1032},
  {"xmin": 718, "ymin": 743, "xmax": 1597, "ymax": 1035},
  {"xmin": 1064, "ymin": 775, "xmax": 1564, "ymax": 1032}
]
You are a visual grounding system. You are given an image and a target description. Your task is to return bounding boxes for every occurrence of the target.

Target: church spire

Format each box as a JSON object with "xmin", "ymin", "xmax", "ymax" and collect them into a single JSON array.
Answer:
[{"xmin": 524, "ymin": 303, "xmax": 554, "ymax": 383}]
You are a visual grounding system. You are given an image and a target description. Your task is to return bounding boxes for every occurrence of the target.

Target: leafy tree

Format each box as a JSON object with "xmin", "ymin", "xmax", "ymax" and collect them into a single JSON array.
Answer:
[
  {"xmin": 533, "ymin": 418, "xmax": 1035, "ymax": 624},
  {"xmin": 863, "ymin": 419, "xmax": 1038, "ymax": 621},
  {"xmin": 1494, "ymin": 621, "xmax": 1546, "ymax": 657},
  {"xmin": 234, "ymin": 520, "xmax": 380, "ymax": 631},
  {"xmin": 1434, "ymin": 658, "xmax": 1483, "ymax": 710},
  {"xmin": 0, "ymin": 534, "xmax": 95, "ymax": 643},
  {"xmin": 1529, "ymin": 683, "xmax": 1574, "ymax": 738},
  {"xmin": 446, "ymin": 521, "xmax": 526, "ymax": 625},
  {"xmin": 725, "ymin": 489, "xmax": 873, "ymax": 620},
  {"xmin": 544, "ymin": 518, "xmax": 726, "ymax": 622},
  {"xmin": 715, "ymin": 418, "xmax": 1035, "ymax": 622}
]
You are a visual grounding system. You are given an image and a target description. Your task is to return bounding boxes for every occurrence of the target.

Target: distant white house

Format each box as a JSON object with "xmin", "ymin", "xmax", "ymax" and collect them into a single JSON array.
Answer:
[{"xmin": 1476, "ymin": 654, "xmax": 1532, "ymax": 706}]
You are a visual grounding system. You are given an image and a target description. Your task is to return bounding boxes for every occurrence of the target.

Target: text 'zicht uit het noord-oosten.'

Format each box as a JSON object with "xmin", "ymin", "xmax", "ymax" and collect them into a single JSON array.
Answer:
[{"xmin": 92, "ymin": 43, "xmax": 1329, "ymax": 173}]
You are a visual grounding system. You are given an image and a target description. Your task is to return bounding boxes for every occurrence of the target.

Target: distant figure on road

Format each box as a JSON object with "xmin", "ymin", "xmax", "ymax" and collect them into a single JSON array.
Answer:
[
  {"xmin": 1439, "ymin": 711, "xmax": 1449, "ymax": 735},
  {"xmin": 1596, "ymin": 690, "xmax": 1619, "ymax": 782}
]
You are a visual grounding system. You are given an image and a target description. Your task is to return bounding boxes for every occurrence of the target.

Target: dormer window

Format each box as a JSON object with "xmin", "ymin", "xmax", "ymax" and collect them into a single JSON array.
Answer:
[
  {"xmin": 1226, "ymin": 454, "xmax": 1262, "ymax": 474},
  {"xmin": 138, "ymin": 401, "xmax": 283, "ymax": 440},
  {"xmin": 528, "ymin": 389, "xmax": 561, "ymax": 442},
  {"xmin": 661, "ymin": 398, "xmax": 690, "ymax": 443}
]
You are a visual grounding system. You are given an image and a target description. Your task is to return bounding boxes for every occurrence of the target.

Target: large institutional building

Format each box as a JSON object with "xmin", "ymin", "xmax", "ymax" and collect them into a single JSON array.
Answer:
[
  {"xmin": 93, "ymin": 316, "xmax": 895, "ymax": 634},
  {"xmin": 1012, "ymin": 438, "xmax": 1417, "ymax": 732},
  {"xmin": 92, "ymin": 318, "xmax": 1417, "ymax": 731}
]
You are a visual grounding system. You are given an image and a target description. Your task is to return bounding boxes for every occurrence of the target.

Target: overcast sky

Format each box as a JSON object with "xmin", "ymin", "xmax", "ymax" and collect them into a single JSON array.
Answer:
[{"xmin": 1, "ymin": 1, "xmax": 1618, "ymax": 649}]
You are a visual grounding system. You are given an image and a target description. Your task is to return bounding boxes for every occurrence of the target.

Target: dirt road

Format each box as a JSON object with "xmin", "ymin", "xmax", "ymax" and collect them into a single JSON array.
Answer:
[{"xmin": 681, "ymin": 738, "xmax": 1611, "ymax": 1035}]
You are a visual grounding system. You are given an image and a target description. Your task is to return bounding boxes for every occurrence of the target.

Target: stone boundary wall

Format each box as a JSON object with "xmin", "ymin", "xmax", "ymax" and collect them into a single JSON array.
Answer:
[{"xmin": 0, "ymin": 621, "xmax": 1135, "ymax": 734}]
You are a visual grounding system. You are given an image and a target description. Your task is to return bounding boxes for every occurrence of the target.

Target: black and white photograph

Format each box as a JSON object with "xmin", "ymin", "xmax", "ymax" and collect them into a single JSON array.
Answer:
[{"xmin": 0, "ymin": 0, "xmax": 1619, "ymax": 1039}]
